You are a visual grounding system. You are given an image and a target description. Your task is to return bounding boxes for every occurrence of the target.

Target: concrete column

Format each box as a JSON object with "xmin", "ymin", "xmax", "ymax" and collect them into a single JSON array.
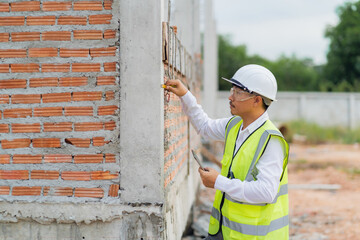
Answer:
[
  {"xmin": 299, "ymin": 94, "xmax": 307, "ymax": 120},
  {"xmin": 349, "ymin": 94, "xmax": 356, "ymax": 129},
  {"xmin": 203, "ymin": 0, "xmax": 218, "ymax": 117},
  {"xmin": 119, "ymin": 0, "xmax": 164, "ymax": 203}
]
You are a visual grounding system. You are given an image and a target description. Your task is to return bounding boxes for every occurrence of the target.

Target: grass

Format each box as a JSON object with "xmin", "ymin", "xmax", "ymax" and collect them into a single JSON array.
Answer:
[{"xmin": 281, "ymin": 120, "xmax": 360, "ymax": 144}]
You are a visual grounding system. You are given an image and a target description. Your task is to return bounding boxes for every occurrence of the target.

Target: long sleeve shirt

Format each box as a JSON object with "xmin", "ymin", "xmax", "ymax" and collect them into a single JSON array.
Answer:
[{"xmin": 181, "ymin": 91, "xmax": 286, "ymax": 204}]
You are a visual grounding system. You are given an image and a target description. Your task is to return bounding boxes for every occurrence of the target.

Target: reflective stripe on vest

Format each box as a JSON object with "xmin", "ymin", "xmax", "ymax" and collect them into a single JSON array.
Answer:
[
  {"xmin": 224, "ymin": 116, "xmax": 242, "ymax": 151},
  {"xmin": 222, "ymin": 214, "xmax": 289, "ymax": 236}
]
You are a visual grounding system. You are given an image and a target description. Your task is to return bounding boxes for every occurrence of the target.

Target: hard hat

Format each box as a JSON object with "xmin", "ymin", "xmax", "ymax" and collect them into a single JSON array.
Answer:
[{"xmin": 222, "ymin": 64, "xmax": 277, "ymax": 103}]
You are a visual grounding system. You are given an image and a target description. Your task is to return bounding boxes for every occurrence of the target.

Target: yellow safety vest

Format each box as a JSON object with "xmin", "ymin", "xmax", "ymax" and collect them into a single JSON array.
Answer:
[{"xmin": 208, "ymin": 116, "xmax": 289, "ymax": 240}]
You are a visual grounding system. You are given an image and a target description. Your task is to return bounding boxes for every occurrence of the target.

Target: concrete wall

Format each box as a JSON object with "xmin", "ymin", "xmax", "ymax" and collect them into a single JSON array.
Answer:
[
  {"xmin": 0, "ymin": 0, "xmax": 209, "ymax": 239},
  {"xmin": 216, "ymin": 91, "xmax": 360, "ymax": 129}
]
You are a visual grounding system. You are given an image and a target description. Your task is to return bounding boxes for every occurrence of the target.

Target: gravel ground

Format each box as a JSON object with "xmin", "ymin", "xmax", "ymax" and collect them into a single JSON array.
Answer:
[{"xmin": 183, "ymin": 143, "xmax": 360, "ymax": 240}]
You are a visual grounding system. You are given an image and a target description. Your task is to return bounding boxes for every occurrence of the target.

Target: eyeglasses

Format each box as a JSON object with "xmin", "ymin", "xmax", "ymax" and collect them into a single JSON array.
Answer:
[{"xmin": 230, "ymin": 87, "xmax": 255, "ymax": 102}]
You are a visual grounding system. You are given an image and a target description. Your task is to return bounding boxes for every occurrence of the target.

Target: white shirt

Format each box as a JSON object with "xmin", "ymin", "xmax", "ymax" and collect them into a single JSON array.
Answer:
[{"xmin": 181, "ymin": 91, "xmax": 286, "ymax": 204}]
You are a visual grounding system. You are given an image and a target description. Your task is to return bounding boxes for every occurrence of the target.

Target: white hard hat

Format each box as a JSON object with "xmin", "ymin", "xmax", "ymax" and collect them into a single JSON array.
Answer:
[{"xmin": 222, "ymin": 64, "xmax": 277, "ymax": 103}]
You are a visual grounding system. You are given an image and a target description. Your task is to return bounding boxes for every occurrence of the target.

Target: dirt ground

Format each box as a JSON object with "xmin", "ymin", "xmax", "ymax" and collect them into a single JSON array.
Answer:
[
  {"xmin": 288, "ymin": 143, "xmax": 360, "ymax": 240},
  {"xmin": 186, "ymin": 143, "xmax": 360, "ymax": 240}
]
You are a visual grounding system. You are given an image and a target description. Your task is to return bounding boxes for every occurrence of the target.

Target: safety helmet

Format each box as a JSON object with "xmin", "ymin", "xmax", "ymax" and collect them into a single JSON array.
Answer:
[{"xmin": 222, "ymin": 64, "xmax": 277, "ymax": 105}]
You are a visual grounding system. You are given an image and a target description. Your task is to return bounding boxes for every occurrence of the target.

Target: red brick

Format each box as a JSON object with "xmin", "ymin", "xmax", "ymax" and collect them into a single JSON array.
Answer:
[
  {"xmin": 42, "ymin": 31, "xmax": 71, "ymax": 41},
  {"xmin": 59, "ymin": 48, "xmax": 89, "ymax": 58},
  {"xmin": 29, "ymin": 48, "xmax": 58, "ymax": 57},
  {"xmin": 11, "ymin": 32, "xmax": 40, "ymax": 41},
  {"xmin": 42, "ymin": 1, "xmax": 72, "ymax": 11},
  {"xmin": 42, "ymin": 63, "xmax": 70, "ymax": 72},
  {"xmin": 104, "ymin": 120, "xmax": 116, "ymax": 130},
  {"xmin": 62, "ymin": 171, "xmax": 90, "ymax": 181},
  {"xmin": 0, "ymin": 3, "xmax": 9, "ymax": 12},
  {"xmin": 104, "ymin": 62, "xmax": 116, "ymax": 72},
  {"xmin": 0, "ymin": 170, "xmax": 28, "ymax": 179},
  {"xmin": 58, "ymin": 16, "xmax": 87, "ymax": 25},
  {"xmin": 0, "ymin": 186, "xmax": 10, "ymax": 195},
  {"xmin": 89, "ymin": 14, "xmax": 112, "ymax": 24},
  {"xmin": 105, "ymin": 91, "xmax": 115, "ymax": 101},
  {"xmin": 108, "ymin": 184, "xmax": 119, "ymax": 197},
  {"xmin": 98, "ymin": 105, "xmax": 118, "ymax": 116},
  {"xmin": 105, "ymin": 153, "xmax": 116, "ymax": 163},
  {"xmin": 44, "ymin": 122, "xmax": 72, "ymax": 132},
  {"xmin": 65, "ymin": 138, "xmax": 91, "ymax": 148},
  {"xmin": 3, "ymin": 108, "xmax": 32, "ymax": 118},
  {"xmin": 90, "ymin": 47, "xmax": 116, "ymax": 57},
  {"xmin": 27, "ymin": 16, "xmax": 56, "ymax": 26},
  {"xmin": 44, "ymin": 154, "xmax": 72, "ymax": 163},
  {"xmin": 73, "ymin": 91, "xmax": 102, "ymax": 101},
  {"xmin": 0, "ymin": 49, "xmax": 26, "ymax": 58},
  {"xmin": 0, "ymin": 155, "xmax": 11, "ymax": 164},
  {"xmin": 33, "ymin": 138, "xmax": 61, "ymax": 148},
  {"xmin": 0, "ymin": 33, "xmax": 9, "ymax": 42},
  {"xmin": 74, "ymin": 188, "xmax": 103, "ymax": 198},
  {"xmin": 1, "ymin": 138, "xmax": 31, "ymax": 149},
  {"xmin": 12, "ymin": 186, "xmax": 41, "ymax": 196},
  {"xmin": 91, "ymin": 171, "xmax": 118, "ymax": 180},
  {"xmin": 74, "ymin": 122, "xmax": 103, "ymax": 132},
  {"xmin": 104, "ymin": 0, "xmax": 113, "ymax": 10},
  {"xmin": 42, "ymin": 92, "xmax": 71, "ymax": 103},
  {"xmin": 74, "ymin": 154, "xmax": 103, "ymax": 164},
  {"xmin": 64, "ymin": 106, "xmax": 93, "ymax": 116},
  {"xmin": 97, "ymin": 76, "xmax": 116, "ymax": 85},
  {"xmin": 0, "ymin": 95, "xmax": 9, "ymax": 104},
  {"xmin": 12, "ymin": 94, "xmax": 41, "ymax": 104},
  {"xmin": 0, "ymin": 16, "xmax": 24, "ymax": 26},
  {"xmin": 59, "ymin": 77, "xmax": 87, "ymax": 86},
  {"xmin": 11, "ymin": 1, "xmax": 40, "ymax": 11},
  {"xmin": 0, "ymin": 64, "xmax": 9, "ymax": 73},
  {"xmin": 74, "ymin": 1, "xmax": 102, "ymax": 10},
  {"xmin": 11, "ymin": 63, "xmax": 39, "ymax": 73},
  {"xmin": 0, "ymin": 79, "xmax": 26, "ymax": 89},
  {"xmin": 0, "ymin": 124, "xmax": 9, "ymax": 133},
  {"xmin": 13, "ymin": 154, "xmax": 42, "ymax": 164},
  {"xmin": 30, "ymin": 77, "xmax": 58, "ymax": 87},
  {"xmin": 72, "ymin": 63, "xmax": 101, "ymax": 72},
  {"xmin": 73, "ymin": 30, "xmax": 102, "ymax": 40},
  {"xmin": 33, "ymin": 107, "xmax": 63, "ymax": 117},
  {"xmin": 103, "ymin": 29, "xmax": 116, "ymax": 39},
  {"xmin": 93, "ymin": 137, "xmax": 110, "ymax": 146},
  {"xmin": 43, "ymin": 186, "xmax": 50, "ymax": 196},
  {"xmin": 50, "ymin": 187, "xmax": 73, "ymax": 196},
  {"xmin": 31, "ymin": 170, "xmax": 59, "ymax": 180},
  {"xmin": 12, "ymin": 123, "xmax": 41, "ymax": 133}
]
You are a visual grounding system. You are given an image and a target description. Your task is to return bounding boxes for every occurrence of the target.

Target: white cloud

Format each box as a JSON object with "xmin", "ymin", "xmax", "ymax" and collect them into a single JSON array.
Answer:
[{"xmin": 213, "ymin": 0, "xmax": 353, "ymax": 64}]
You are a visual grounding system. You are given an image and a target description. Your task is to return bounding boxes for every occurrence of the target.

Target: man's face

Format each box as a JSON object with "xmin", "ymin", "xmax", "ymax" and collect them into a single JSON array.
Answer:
[{"xmin": 228, "ymin": 86, "xmax": 255, "ymax": 116}]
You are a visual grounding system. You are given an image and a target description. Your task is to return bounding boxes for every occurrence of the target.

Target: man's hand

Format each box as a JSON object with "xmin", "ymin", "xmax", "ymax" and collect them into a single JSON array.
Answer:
[
  {"xmin": 198, "ymin": 167, "xmax": 220, "ymax": 188},
  {"xmin": 165, "ymin": 79, "xmax": 188, "ymax": 97}
]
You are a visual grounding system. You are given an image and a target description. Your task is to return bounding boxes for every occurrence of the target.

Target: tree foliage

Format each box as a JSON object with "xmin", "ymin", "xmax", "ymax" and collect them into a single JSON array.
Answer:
[
  {"xmin": 218, "ymin": 35, "xmax": 320, "ymax": 91},
  {"xmin": 324, "ymin": 1, "xmax": 360, "ymax": 91}
]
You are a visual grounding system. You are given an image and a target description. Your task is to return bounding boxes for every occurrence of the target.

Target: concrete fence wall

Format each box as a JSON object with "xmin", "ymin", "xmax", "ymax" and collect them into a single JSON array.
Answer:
[{"xmin": 216, "ymin": 91, "xmax": 360, "ymax": 129}]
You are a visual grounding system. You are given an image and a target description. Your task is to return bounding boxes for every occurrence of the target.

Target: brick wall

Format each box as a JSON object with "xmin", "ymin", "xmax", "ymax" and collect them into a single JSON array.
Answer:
[{"xmin": 0, "ymin": 0, "xmax": 120, "ymax": 201}]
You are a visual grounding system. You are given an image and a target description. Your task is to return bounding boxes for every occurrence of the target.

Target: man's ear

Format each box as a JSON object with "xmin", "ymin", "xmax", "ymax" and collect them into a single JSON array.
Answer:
[{"xmin": 253, "ymin": 95, "xmax": 262, "ymax": 106}]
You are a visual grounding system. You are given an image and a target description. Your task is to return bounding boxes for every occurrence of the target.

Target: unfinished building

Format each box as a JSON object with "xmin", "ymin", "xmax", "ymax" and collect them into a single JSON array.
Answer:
[{"xmin": 0, "ymin": 0, "xmax": 217, "ymax": 239}]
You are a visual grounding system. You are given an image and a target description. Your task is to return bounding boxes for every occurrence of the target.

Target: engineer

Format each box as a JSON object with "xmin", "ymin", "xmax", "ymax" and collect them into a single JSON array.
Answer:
[{"xmin": 165, "ymin": 64, "xmax": 289, "ymax": 240}]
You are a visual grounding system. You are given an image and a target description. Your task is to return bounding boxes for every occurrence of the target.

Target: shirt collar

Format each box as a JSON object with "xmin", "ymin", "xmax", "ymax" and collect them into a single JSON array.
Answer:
[{"xmin": 241, "ymin": 111, "xmax": 269, "ymax": 134}]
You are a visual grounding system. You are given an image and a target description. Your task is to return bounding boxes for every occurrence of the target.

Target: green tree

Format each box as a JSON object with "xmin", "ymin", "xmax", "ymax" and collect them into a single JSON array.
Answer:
[
  {"xmin": 217, "ymin": 35, "xmax": 321, "ymax": 91},
  {"xmin": 324, "ymin": 1, "xmax": 360, "ymax": 91}
]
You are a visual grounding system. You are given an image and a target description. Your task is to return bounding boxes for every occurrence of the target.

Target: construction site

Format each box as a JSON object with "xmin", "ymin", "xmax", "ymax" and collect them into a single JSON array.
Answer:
[{"xmin": 1, "ymin": 0, "xmax": 360, "ymax": 239}]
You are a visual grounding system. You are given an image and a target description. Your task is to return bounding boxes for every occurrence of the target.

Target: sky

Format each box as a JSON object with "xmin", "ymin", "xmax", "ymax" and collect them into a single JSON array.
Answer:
[{"xmin": 213, "ymin": 0, "xmax": 355, "ymax": 65}]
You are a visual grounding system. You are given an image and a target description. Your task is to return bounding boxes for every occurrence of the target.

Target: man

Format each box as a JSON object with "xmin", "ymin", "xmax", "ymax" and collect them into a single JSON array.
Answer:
[{"xmin": 165, "ymin": 64, "xmax": 289, "ymax": 240}]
